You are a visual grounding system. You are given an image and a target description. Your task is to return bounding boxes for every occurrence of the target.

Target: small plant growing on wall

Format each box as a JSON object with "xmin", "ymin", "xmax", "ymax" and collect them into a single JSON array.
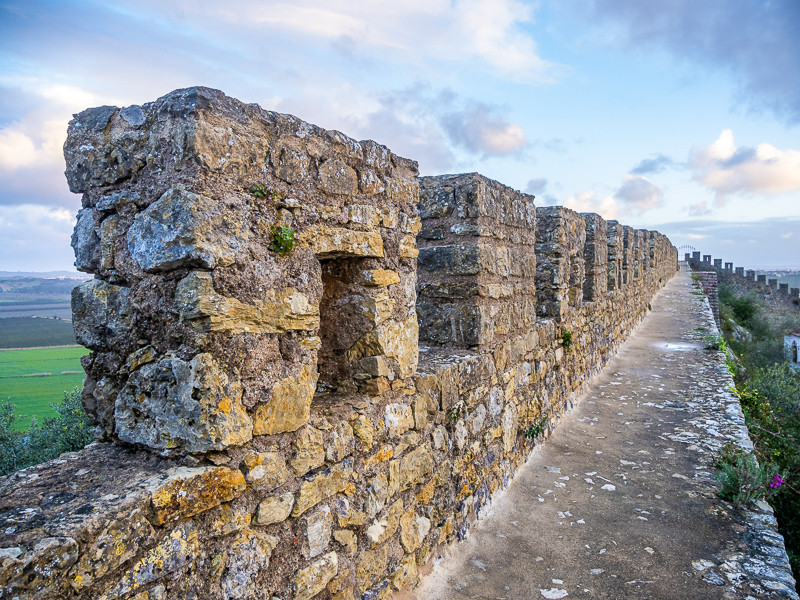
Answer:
[
  {"xmin": 269, "ymin": 225, "xmax": 298, "ymax": 256},
  {"xmin": 713, "ymin": 443, "xmax": 780, "ymax": 507},
  {"xmin": 561, "ymin": 329, "xmax": 573, "ymax": 351},
  {"xmin": 524, "ymin": 418, "xmax": 548, "ymax": 440},
  {"xmin": 251, "ymin": 183, "xmax": 285, "ymax": 203},
  {"xmin": 446, "ymin": 402, "xmax": 464, "ymax": 425}
]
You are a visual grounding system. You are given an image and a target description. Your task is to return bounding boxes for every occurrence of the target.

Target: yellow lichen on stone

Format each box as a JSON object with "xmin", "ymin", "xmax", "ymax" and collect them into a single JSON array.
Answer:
[
  {"xmin": 149, "ymin": 466, "xmax": 246, "ymax": 526},
  {"xmin": 252, "ymin": 363, "xmax": 319, "ymax": 435}
]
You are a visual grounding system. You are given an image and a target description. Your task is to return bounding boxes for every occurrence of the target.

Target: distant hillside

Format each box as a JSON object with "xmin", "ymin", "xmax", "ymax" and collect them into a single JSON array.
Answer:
[
  {"xmin": 0, "ymin": 271, "xmax": 91, "ymax": 279},
  {"xmin": 756, "ymin": 269, "xmax": 800, "ymax": 289}
]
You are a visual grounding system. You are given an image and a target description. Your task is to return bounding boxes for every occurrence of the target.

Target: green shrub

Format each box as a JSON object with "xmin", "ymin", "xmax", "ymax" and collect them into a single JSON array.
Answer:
[
  {"xmin": 269, "ymin": 225, "xmax": 298, "ymax": 256},
  {"xmin": 713, "ymin": 443, "xmax": 779, "ymax": 507},
  {"xmin": 561, "ymin": 329, "xmax": 573, "ymax": 351},
  {"xmin": 0, "ymin": 387, "xmax": 94, "ymax": 476}
]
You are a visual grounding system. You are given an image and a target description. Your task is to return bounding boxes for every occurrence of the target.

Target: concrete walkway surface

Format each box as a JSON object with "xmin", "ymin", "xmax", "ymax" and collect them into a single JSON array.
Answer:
[{"xmin": 416, "ymin": 269, "xmax": 798, "ymax": 600}]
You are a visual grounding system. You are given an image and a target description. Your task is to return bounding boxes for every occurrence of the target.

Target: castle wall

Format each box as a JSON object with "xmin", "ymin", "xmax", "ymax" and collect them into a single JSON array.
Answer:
[{"xmin": 0, "ymin": 87, "xmax": 677, "ymax": 600}]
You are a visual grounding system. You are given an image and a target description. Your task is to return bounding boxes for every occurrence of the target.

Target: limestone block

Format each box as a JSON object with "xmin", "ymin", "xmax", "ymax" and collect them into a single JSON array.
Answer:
[
  {"xmin": 293, "ymin": 460, "xmax": 353, "ymax": 516},
  {"xmin": 319, "ymin": 159, "xmax": 358, "ymax": 195},
  {"xmin": 148, "ymin": 466, "xmax": 246, "ymax": 525},
  {"xmin": 333, "ymin": 530, "xmax": 357, "ymax": 556},
  {"xmin": 352, "ymin": 414, "xmax": 375, "ymax": 449},
  {"xmin": 365, "ymin": 499, "xmax": 403, "ymax": 547},
  {"xmin": 357, "ymin": 290, "xmax": 395, "ymax": 326},
  {"xmin": 99, "ymin": 214, "xmax": 119, "ymax": 270},
  {"xmin": 276, "ymin": 147, "xmax": 310, "ymax": 184},
  {"xmin": 257, "ymin": 492, "xmax": 295, "ymax": 526},
  {"xmin": 346, "ymin": 314, "xmax": 419, "ymax": 378},
  {"xmin": 127, "ymin": 185, "xmax": 246, "ymax": 272},
  {"xmin": 384, "ymin": 403, "xmax": 414, "ymax": 437},
  {"xmin": 358, "ymin": 170, "xmax": 386, "ymax": 196},
  {"xmin": 389, "ymin": 445, "xmax": 433, "ymax": 492},
  {"xmin": 392, "ymin": 555, "xmax": 418, "ymax": 591},
  {"xmin": 63, "ymin": 104, "xmax": 147, "ymax": 193},
  {"xmin": 302, "ymin": 505, "xmax": 333, "ymax": 558},
  {"xmin": 399, "ymin": 234, "xmax": 419, "ymax": 259},
  {"xmin": 326, "ymin": 421, "xmax": 355, "ymax": 462},
  {"xmin": 222, "ymin": 529, "xmax": 279, "ymax": 600},
  {"xmin": 252, "ymin": 363, "xmax": 319, "ymax": 435},
  {"xmin": 208, "ymin": 503, "xmax": 252, "ymax": 537},
  {"xmin": 303, "ymin": 225, "xmax": 384, "ymax": 258},
  {"xmin": 293, "ymin": 552, "xmax": 339, "ymax": 600},
  {"xmin": 240, "ymin": 451, "xmax": 290, "ymax": 491},
  {"xmin": 359, "ymin": 356, "xmax": 390, "ymax": 377},
  {"xmin": 71, "ymin": 207, "xmax": 99, "ymax": 272},
  {"xmin": 116, "ymin": 353, "xmax": 253, "ymax": 453},
  {"xmin": 502, "ymin": 403, "xmax": 518, "ymax": 454},
  {"xmin": 1, "ymin": 536, "xmax": 78, "ymax": 599},
  {"xmin": 123, "ymin": 345, "xmax": 158, "ymax": 374},
  {"xmin": 349, "ymin": 204, "xmax": 381, "ymax": 227},
  {"xmin": 69, "ymin": 508, "xmax": 155, "ymax": 591},
  {"xmin": 176, "ymin": 271, "xmax": 319, "ymax": 334},
  {"xmin": 354, "ymin": 545, "xmax": 388, "ymax": 595},
  {"xmin": 418, "ymin": 245, "xmax": 480, "ymax": 275},
  {"xmin": 71, "ymin": 279, "xmax": 132, "ymax": 351},
  {"xmin": 387, "ymin": 178, "xmax": 419, "ymax": 205},
  {"xmin": 290, "ymin": 426, "xmax": 325, "ymax": 476},
  {"xmin": 102, "ymin": 523, "xmax": 198, "ymax": 599},
  {"xmin": 361, "ymin": 269, "xmax": 401, "ymax": 287},
  {"xmin": 399, "ymin": 511, "xmax": 431, "ymax": 553}
]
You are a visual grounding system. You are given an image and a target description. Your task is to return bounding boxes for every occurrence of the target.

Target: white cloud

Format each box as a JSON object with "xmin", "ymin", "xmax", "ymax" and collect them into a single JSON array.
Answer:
[
  {"xmin": 690, "ymin": 129, "xmax": 800, "ymax": 204},
  {"xmin": 614, "ymin": 174, "xmax": 663, "ymax": 214},
  {"xmin": 560, "ymin": 190, "xmax": 619, "ymax": 220},
  {"xmin": 0, "ymin": 204, "xmax": 77, "ymax": 271},
  {"xmin": 135, "ymin": 0, "xmax": 557, "ymax": 83}
]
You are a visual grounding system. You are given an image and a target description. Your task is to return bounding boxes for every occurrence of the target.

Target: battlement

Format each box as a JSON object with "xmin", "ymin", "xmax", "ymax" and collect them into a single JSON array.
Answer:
[{"xmin": 0, "ymin": 88, "xmax": 677, "ymax": 600}]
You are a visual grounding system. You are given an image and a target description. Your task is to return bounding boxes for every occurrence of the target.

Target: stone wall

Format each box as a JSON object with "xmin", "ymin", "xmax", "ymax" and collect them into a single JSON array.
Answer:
[{"xmin": 0, "ymin": 87, "xmax": 677, "ymax": 600}]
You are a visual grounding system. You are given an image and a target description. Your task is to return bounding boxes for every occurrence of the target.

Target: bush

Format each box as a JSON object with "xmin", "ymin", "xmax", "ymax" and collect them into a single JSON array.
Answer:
[
  {"xmin": 713, "ymin": 443, "xmax": 778, "ymax": 507},
  {"xmin": 0, "ymin": 387, "xmax": 94, "ymax": 476}
]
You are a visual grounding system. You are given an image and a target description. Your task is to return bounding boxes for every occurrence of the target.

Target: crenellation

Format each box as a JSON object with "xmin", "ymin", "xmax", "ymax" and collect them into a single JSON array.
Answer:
[{"xmin": 0, "ymin": 88, "xmax": 678, "ymax": 600}]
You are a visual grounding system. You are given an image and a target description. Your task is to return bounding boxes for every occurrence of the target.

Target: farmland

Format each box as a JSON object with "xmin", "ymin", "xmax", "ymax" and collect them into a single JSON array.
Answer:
[
  {"xmin": 0, "ymin": 346, "xmax": 86, "ymax": 431},
  {"xmin": 0, "ymin": 317, "xmax": 77, "ymax": 348}
]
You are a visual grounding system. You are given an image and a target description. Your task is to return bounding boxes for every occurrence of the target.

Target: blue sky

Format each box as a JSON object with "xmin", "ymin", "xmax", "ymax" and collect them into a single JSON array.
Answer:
[{"xmin": 1, "ymin": 0, "xmax": 799, "ymax": 271}]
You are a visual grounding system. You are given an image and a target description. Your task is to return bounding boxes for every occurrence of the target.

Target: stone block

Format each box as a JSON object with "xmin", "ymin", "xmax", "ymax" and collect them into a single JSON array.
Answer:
[
  {"xmin": 290, "ymin": 426, "xmax": 325, "ymax": 476},
  {"xmin": 128, "ymin": 185, "xmax": 246, "ymax": 272},
  {"xmin": 302, "ymin": 505, "xmax": 333, "ymax": 558},
  {"xmin": 303, "ymin": 225, "xmax": 384, "ymax": 258},
  {"xmin": 252, "ymin": 363, "xmax": 319, "ymax": 435},
  {"xmin": 293, "ymin": 460, "xmax": 353, "ymax": 517},
  {"xmin": 116, "ymin": 353, "xmax": 252, "ymax": 453},
  {"xmin": 240, "ymin": 451, "xmax": 290, "ymax": 491},
  {"xmin": 71, "ymin": 279, "xmax": 132, "ymax": 351},
  {"xmin": 222, "ymin": 529, "xmax": 279, "ymax": 599},
  {"xmin": 149, "ymin": 466, "xmax": 246, "ymax": 525},
  {"xmin": 319, "ymin": 159, "xmax": 358, "ymax": 195},
  {"xmin": 293, "ymin": 552, "xmax": 339, "ymax": 600},
  {"xmin": 418, "ymin": 246, "xmax": 481, "ymax": 275},
  {"xmin": 257, "ymin": 493, "xmax": 295, "ymax": 526}
]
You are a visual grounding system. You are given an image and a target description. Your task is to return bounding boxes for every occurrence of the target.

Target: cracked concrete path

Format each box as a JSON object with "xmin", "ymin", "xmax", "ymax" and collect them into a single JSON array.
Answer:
[{"xmin": 416, "ymin": 269, "xmax": 798, "ymax": 600}]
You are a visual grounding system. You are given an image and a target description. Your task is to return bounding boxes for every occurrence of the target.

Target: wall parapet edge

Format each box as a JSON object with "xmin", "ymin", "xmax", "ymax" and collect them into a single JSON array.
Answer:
[{"xmin": 0, "ymin": 87, "xmax": 678, "ymax": 600}]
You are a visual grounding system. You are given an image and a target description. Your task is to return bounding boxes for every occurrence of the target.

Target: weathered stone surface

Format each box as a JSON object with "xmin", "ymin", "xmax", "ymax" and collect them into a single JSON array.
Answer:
[
  {"xmin": 384, "ymin": 403, "xmax": 414, "ymax": 437},
  {"xmin": 418, "ymin": 245, "xmax": 480, "ymax": 275},
  {"xmin": 392, "ymin": 555, "xmax": 418, "ymax": 591},
  {"xmin": 1, "ymin": 536, "xmax": 78, "ymax": 599},
  {"xmin": 293, "ymin": 552, "xmax": 338, "ymax": 600},
  {"xmin": 333, "ymin": 529, "xmax": 357, "ymax": 555},
  {"xmin": 69, "ymin": 508, "xmax": 155, "ymax": 591},
  {"xmin": 303, "ymin": 225, "xmax": 384, "ymax": 258},
  {"xmin": 221, "ymin": 529, "xmax": 279, "ymax": 599},
  {"xmin": 208, "ymin": 503, "xmax": 251, "ymax": 537},
  {"xmin": 356, "ymin": 545, "xmax": 388, "ymax": 594},
  {"xmin": 252, "ymin": 363, "xmax": 319, "ymax": 435},
  {"xmin": 128, "ymin": 185, "xmax": 246, "ymax": 272},
  {"xmin": 176, "ymin": 271, "xmax": 319, "ymax": 334},
  {"xmin": 362, "ymin": 269, "xmax": 401, "ymax": 287},
  {"xmin": 293, "ymin": 460, "xmax": 353, "ymax": 517},
  {"xmin": 257, "ymin": 492, "xmax": 295, "ymax": 526},
  {"xmin": 240, "ymin": 451, "xmax": 290, "ymax": 491},
  {"xmin": 71, "ymin": 279, "xmax": 132, "ymax": 350},
  {"xmin": 302, "ymin": 505, "xmax": 333, "ymax": 558},
  {"xmin": 389, "ymin": 445, "xmax": 433, "ymax": 492},
  {"xmin": 290, "ymin": 426, "xmax": 325, "ymax": 476},
  {"xmin": 103, "ymin": 524, "xmax": 198, "ymax": 599},
  {"xmin": 326, "ymin": 421, "xmax": 355, "ymax": 463},
  {"xmin": 149, "ymin": 466, "xmax": 246, "ymax": 525},
  {"xmin": 116, "ymin": 352, "xmax": 252, "ymax": 453},
  {"xmin": 319, "ymin": 159, "xmax": 358, "ymax": 195},
  {"xmin": 71, "ymin": 208, "xmax": 99, "ymax": 272},
  {"xmin": 399, "ymin": 511, "xmax": 431, "ymax": 552},
  {"xmin": 346, "ymin": 314, "xmax": 419, "ymax": 378}
]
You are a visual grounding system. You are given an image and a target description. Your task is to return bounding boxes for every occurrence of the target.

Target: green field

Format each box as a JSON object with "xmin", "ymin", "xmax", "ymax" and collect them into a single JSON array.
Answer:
[
  {"xmin": 0, "ymin": 317, "xmax": 77, "ymax": 348},
  {"xmin": 0, "ymin": 346, "xmax": 86, "ymax": 431}
]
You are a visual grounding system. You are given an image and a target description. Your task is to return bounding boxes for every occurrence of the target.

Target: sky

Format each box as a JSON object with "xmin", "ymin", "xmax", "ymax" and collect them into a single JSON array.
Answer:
[{"xmin": 1, "ymin": 0, "xmax": 799, "ymax": 271}]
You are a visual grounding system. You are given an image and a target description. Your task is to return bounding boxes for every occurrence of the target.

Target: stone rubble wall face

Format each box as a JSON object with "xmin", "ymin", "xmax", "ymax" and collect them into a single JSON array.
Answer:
[{"xmin": 0, "ymin": 87, "xmax": 677, "ymax": 600}]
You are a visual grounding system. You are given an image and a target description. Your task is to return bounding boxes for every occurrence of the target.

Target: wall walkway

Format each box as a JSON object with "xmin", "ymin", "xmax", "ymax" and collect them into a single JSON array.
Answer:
[{"xmin": 417, "ymin": 269, "xmax": 797, "ymax": 600}]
